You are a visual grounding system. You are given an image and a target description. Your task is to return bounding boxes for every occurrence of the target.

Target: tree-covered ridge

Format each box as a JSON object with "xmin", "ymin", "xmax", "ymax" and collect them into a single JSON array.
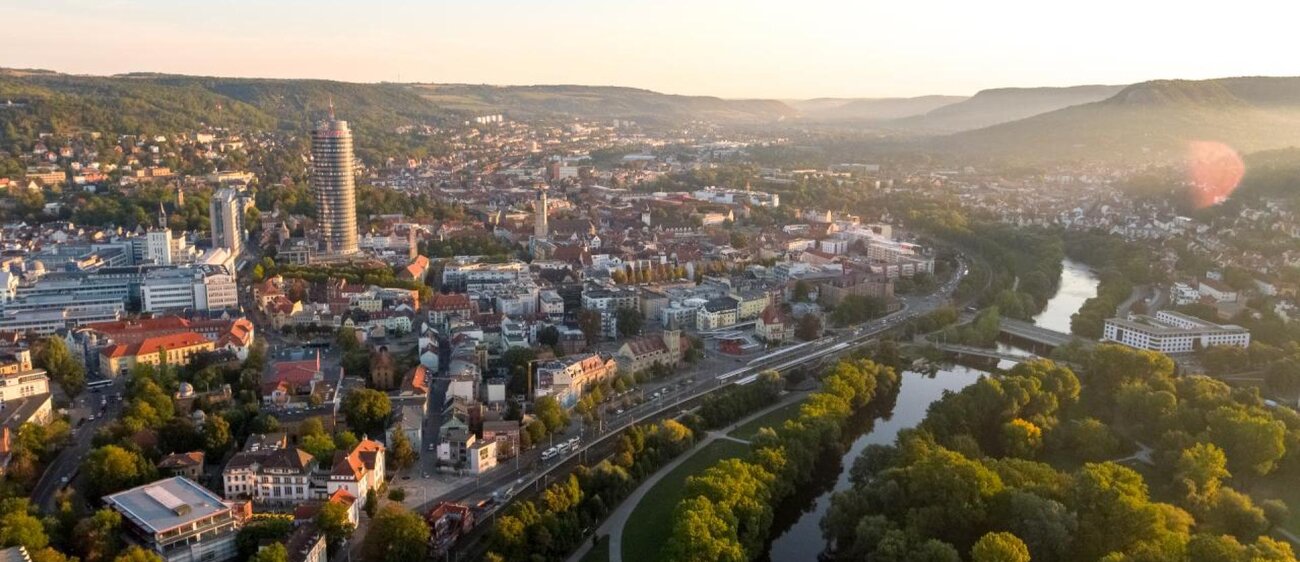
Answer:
[{"xmin": 824, "ymin": 346, "xmax": 1300, "ymax": 562}]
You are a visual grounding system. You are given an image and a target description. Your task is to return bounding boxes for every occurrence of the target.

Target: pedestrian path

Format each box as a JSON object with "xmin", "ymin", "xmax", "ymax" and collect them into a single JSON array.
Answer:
[{"xmin": 565, "ymin": 391, "xmax": 809, "ymax": 562}]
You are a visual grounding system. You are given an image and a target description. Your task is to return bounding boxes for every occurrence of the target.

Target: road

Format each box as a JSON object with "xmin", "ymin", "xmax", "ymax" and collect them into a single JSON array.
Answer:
[{"xmin": 32, "ymin": 377, "xmax": 126, "ymax": 512}]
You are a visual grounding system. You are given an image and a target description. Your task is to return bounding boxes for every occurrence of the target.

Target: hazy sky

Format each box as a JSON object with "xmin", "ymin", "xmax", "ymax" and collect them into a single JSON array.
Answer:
[{"xmin": 7, "ymin": 0, "xmax": 1298, "ymax": 99}]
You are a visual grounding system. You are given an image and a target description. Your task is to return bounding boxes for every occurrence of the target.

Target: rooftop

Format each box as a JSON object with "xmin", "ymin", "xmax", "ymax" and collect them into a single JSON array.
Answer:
[{"xmin": 104, "ymin": 476, "xmax": 231, "ymax": 535}]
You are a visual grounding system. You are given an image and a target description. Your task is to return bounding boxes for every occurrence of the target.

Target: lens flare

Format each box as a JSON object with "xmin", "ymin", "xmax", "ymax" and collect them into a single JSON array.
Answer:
[{"xmin": 1185, "ymin": 140, "xmax": 1244, "ymax": 209}]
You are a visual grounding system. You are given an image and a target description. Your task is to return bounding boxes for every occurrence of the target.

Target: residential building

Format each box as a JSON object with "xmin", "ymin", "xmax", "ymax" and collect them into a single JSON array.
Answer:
[
  {"xmin": 534, "ymin": 353, "xmax": 618, "ymax": 407},
  {"xmin": 221, "ymin": 446, "xmax": 317, "ymax": 503},
  {"xmin": 697, "ymin": 297, "xmax": 739, "ymax": 330},
  {"xmin": 158, "ymin": 451, "xmax": 205, "ymax": 481},
  {"xmin": 326, "ymin": 438, "xmax": 386, "ymax": 500}
]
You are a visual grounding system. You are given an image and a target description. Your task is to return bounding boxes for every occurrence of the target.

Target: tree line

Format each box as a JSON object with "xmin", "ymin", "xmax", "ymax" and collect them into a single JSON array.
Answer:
[
  {"xmin": 661, "ymin": 358, "xmax": 900, "ymax": 561},
  {"xmin": 822, "ymin": 344, "xmax": 1300, "ymax": 562}
]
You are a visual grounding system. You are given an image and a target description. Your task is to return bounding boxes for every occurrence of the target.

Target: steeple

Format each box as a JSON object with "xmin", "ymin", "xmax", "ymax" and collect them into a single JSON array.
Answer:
[{"xmin": 157, "ymin": 201, "xmax": 168, "ymax": 229}]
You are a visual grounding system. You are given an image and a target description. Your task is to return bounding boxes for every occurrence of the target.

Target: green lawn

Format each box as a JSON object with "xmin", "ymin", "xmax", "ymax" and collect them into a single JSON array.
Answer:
[
  {"xmin": 1252, "ymin": 475, "xmax": 1300, "ymax": 536},
  {"xmin": 581, "ymin": 535, "xmax": 611, "ymax": 562},
  {"xmin": 728, "ymin": 400, "xmax": 805, "ymax": 440},
  {"xmin": 622, "ymin": 440, "xmax": 751, "ymax": 562}
]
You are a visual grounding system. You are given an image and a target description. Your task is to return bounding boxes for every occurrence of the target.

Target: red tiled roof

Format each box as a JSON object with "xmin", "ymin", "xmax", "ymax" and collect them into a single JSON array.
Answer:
[{"xmin": 102, "ymin": 331, "xmax": 210, "ymax": 359}]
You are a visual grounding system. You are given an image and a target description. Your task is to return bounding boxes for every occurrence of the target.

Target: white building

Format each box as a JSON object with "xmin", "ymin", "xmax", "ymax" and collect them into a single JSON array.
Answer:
[
  {"xmin": 1102, "ymin": 310, "xmax": 1250, "ymax": 354},
  {"xmin": 145, "ymin": 229, "xmax": 173, "ymax": 266}
]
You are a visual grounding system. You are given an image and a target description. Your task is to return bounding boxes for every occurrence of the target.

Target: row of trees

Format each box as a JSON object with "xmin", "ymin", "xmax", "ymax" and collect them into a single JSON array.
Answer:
[
  {"xmin": 662, "ymin": 358, "xmax": 900, "ymax": 561},
  {"xmin": 487, "ymin": 419, "xmax": 697, "ymax": 561},
  {"xmin": 822, "ymin": 345, "xmax": 1300, "ymax": 562}
]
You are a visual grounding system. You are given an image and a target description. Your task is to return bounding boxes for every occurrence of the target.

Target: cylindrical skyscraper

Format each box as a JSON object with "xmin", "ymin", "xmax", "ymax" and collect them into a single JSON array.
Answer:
[{"xmin": 311, "ymin": 118, "xmax": 359, "ymax": 256}]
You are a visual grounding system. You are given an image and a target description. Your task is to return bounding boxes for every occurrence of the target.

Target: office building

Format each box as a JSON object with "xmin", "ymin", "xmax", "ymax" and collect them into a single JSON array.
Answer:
[
  {"xmin": 310, "ymin": 115, "xmax": 359, "ymax": 256},
  {"xmin": 104, "ymin": 477, "xmax": 243, "ymax": 562},
  {"xmin": 1103, "ymin": 310, "xmax": 1251, "ymax": 354},
  {"xmin": 209, "ymin": 189, "xmax": 243, "ymax": 258}
]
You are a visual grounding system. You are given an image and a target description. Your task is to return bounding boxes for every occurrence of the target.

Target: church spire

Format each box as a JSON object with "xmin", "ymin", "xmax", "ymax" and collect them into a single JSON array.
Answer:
[{"xmin": 157, "ymin": 201, "xmax": 168, "ymax": 229}]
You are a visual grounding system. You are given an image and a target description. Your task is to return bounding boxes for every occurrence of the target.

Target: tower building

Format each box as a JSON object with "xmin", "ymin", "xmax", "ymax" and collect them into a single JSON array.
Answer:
[
  {"xmin": 209, "ymin": 188, "xmax": 243, "ymax": 257},
  {"xmin": 310, "ymin": 107, "xmax": 359, "ymax": 256},
  {"xmin": 534, "ymin": 188, "xmax": 549, "ymax": 240}
]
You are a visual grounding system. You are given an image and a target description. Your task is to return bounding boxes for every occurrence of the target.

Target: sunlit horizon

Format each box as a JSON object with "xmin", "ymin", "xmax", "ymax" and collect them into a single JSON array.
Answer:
[{"xmin": 7, "ymin": 0, "xmax": 1300, "ymax": 99}]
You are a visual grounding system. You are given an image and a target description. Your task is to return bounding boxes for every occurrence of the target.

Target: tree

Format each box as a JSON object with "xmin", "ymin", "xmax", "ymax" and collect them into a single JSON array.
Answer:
[
  {"xmin": 361, "ymin": 505, "xmax": 430, "ymax": 562},
  {"xmin": 390, "ymin": 431, "xmax": 417, "ymax": 470},
  {"xmin": 336, "ymin": 328, "xmax": 361, "ymax": 353},
  {"xmin": 0, "ymin": 507, "xmax": 48, "ymax": 552},
  {"xmin": 84, "ymin": 445, "xmax": 157, "ymax": 497},
  {"xmin": 73, "ymin": 508, "xmax": 123, "ymax": 562},
  {"xmin": 364, "ymin": 489, "xmax": 379, "ymax": 518},
  {"xmin": 537, "ymin": 325, "xmax": 560, "ymax": 348},
  {"xmin": 616, "ymin": 307, "xmax": 644, "ymax": 338},
  {"xmin": 301, "ymin": 433, "xmax": 338, "ymax": 464},
  {"xmin": 342, "ymin": 389, "xmax": 391, "ymax": 437},
  {"xmin": 1207, "ymin": 406, "xmax": 1286, "ymax": 478},
  {"xmin": 534, "ymin": 396, "xmax": 569, "ymax": 434},
  {"xmin": 792, "ymin": 280, "xmax": 811, "ymax": 303},
  {"xmin": 112, "ymin": 547, "xmax": 164, "ymax": 562},
  {"xmin": 971, "ymin": 532, "xmax": 1030, "ymax": 562},
  {"xmin": 662, "ymin": 496, "xmax": 746, "ymax": 562},
  {"xmin": 1174, "ymin": 443, "xmax": 1230, "ymax": 504},
  {"xmin": 577, "ymin": 309, "xmax": 603, "ymax": 345},
  {"xmin": 249, "ymin": 543, "xmax": 288, "ymax": 562},
  {"xmin": 315, "ymin": 502, "xmax": 356, "ymax": 551},
  {"xmin": 203, "ymin": 414, "xmax": 232, "ymax": 457},
  {"xmin": 36, "ymin": 336, "xmax": 85, "ymax": 397},
  {"xmin": 795, "ymin": 314, "xmax": 822, "ymax": 341}
]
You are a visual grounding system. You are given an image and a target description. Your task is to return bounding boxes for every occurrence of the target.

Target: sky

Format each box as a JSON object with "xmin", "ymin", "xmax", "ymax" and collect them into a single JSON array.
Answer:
[{"xmin": 6, "ymin": 0, "xmax": 1300, "ymax": 99}]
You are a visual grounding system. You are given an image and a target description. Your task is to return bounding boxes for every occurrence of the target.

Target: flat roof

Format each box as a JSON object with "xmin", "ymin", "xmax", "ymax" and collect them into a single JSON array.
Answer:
[{"xmin": 105, "ymin": 476, "xmax": 229, "ymax": 534}]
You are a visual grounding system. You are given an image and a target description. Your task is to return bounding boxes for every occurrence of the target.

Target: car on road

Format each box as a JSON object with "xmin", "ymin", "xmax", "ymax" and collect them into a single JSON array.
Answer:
[
  {"xmin": 427, "ymin": 443, "xmax": 436, "ymax": 452},
  {"xmin": 615, "ymin": 408, "xmax": 624, "ymax": 415}
]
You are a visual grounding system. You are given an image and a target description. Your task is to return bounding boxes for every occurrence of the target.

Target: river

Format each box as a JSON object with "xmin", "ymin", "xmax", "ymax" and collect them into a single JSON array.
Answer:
[
  {"xmin": 761, "ymin": 365, "xmax": 991, "ymax": 561},
  {"xmin": 1030, "ymin": 258, "xmax": 1100, "ymax": 333},
  {"xmin": 761, "ymin": 258, "xmax": 1100, "ymax": 560}
]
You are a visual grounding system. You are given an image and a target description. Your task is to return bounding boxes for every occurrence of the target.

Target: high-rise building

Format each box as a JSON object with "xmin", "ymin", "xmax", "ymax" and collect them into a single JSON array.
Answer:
[
  {"xmin": 310, "ymin": 114, "xmax": 359, "ymax": 256},
  {"xmin": 534, "ymin": 188, "xmax": 549, "ymax": 240},
  {"xmin": 209, "ymin": 188, "xmax": 243, "ymax": 257}
]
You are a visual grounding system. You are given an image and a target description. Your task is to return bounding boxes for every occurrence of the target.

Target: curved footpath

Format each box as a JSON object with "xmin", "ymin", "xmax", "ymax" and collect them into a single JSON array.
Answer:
[{"xmin": 566, "ymin": 391, "xmax": 811, "ymax": 562}]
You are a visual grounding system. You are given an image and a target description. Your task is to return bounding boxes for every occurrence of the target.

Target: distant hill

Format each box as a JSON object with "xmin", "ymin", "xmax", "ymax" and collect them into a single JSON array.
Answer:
[
  {"xmin": 789, "ymin": 95, "xmax": 967, "ymax": 122},
  {"xmin": 0, "ymin": 70, "xmax": 799, "ymax": 147},
  {"xmin": 943, "ymin": 78, "xmax": 1300, "ymax": 163},
  {"xmin": 893, "ymin": 85, "xmax": 1125, "ymax": 133},
  {"xmin": 409, "ymin": 83, "xmax": 796, "ymax": 123}
]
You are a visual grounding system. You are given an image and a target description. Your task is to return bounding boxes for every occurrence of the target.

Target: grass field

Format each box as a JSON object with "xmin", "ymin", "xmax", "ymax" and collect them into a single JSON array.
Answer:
[
  {"xmin": 622, "ymin": 440, "xmax": 751, "ymax": 562},
  {"xmin": 728, "ymin": 400, "xmax": 805, "ymax": 440},
  {"xmin": 581, "ymin": 535, "xmax": 611, "ymax": 562},
  {"xmin": 1252, "ymin": 476, "xmax": 1300, "ymax": 536}
]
